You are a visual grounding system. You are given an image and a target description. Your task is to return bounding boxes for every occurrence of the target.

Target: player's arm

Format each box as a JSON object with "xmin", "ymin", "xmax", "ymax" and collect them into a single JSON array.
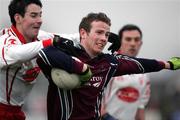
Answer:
[
  {"xmin": 38, "ymin": 46, "xmax": 85, "ymax": 74},
  {"xmin": 2, "ymin": 33, "xmax": 76, "ymax": 66},
  {"xmin": 37, "ymin": 46, "xmax": 92, "ymax": 85},
  {"xmin": 1, "ymin": 36, "xmax": 52, "ymax": 66},
  {"xmin": 114, "ymin": 55, "xmax": 180, "ymax": 76}
]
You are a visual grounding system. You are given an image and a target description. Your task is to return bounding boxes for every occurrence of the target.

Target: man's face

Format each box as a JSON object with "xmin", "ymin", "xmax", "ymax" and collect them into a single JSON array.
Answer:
[
  {"xmin": 16, "ymin": 3, "xmax": 42, "ymax": 42},
  {"xmin": 80, "ymin": 21, "xmax": 110, "ymax": 57},
  {"xmin": 120, "ymin": 30, "xmax": 142, "ymax": 57}
]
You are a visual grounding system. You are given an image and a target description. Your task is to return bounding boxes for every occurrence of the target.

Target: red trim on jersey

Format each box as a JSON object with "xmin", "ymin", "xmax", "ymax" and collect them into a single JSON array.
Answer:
[
  {"xmin": 42, "ymin": 39, "xmax": 52, "ymax": 47},
  {"xmin": 2, "ymin": 33, "xmax": 11, "ymax": 65},
  {"xmin": 6, "ymin": 68, "xmax": 9, "ymax": 103},
  {"xmin": 2, "ymin": 48, "xmax": 7, "ymax": 65},
  {"xmin": 9, "ymin": 28, "xmax": 15, "ymax": 36},
  {"xmin": 11, "ymin": 25, "xmax": 26, "ymax": 44}
]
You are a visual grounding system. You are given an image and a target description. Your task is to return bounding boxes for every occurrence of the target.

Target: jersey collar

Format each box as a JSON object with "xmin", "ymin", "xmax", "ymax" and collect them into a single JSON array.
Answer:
[
  {"xmin": 11, "ymin": 25, "xmax": 26, "ymax": 44},
  {"xmin": 11, "ymin": 25, "xmax": 37, "ymax": 44}
]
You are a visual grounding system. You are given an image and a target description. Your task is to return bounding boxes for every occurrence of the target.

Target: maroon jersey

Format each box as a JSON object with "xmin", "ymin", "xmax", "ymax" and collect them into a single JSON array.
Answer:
[{"xmin": 38, "ymin": 45, "xmax": 164, "ymax": 120}]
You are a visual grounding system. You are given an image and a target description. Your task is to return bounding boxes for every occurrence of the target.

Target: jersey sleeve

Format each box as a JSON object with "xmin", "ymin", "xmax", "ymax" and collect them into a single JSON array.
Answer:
[
  {"xmin": 114, "ymin": 54, "xmax": 165, "ymax": 76},
  {"xmin": 37, "ymin": 30, "xmax": 54, "ymax": 40},
  {"xmin": 138, "ymin": 74, "xmax": 151, "ymax": 109},
  {"xmin": 0, "ymin": 35, "xmax": 52, "ymax": 67},
  {"xmin": 38, "ymin": 46, "xmax": 84, "ymax": 74}
]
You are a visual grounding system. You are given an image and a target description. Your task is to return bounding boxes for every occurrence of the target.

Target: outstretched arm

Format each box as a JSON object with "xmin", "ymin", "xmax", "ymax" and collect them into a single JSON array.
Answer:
[{"xmin": 114, "ymin": 55, "xmax": 180, "ymax": 76}]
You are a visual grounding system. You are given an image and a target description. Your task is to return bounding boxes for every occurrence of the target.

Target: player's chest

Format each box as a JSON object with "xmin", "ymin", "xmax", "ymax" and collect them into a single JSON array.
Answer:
[{"xmin": 84, "ymin": 59, "xmax": 113, "ymax": 88}]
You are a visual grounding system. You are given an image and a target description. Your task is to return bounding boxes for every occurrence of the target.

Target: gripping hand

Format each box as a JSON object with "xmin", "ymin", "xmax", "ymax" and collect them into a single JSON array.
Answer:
[
  {"xmin": 108, "ymin": 32, "xmax": 120, "ymax": 53},
  {"xmin": 168, "ymin": 57, "xmax": 180, "ymax": 70},
  {"xmin": 53, "ymin": 35, "xmax": 78, "ymax": 56},
  {"xmin": 79, "ymin": 67, "xmax": 92, "ymax": 85},
  {"xmin": 53, "ymin": 35, "xmax": 74, "ymax": 50},
  {"xmin": 72, "ymin": 57, "xmax": 92, "ymax": 85}
]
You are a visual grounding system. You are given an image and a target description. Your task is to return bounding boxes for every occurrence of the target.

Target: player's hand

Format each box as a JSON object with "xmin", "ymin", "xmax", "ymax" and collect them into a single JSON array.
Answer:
[
  {"xmin": 71, "ymin": 56, "xmax": 92, "ymax": 84},
  {"xmin": 53, "ymin": 35, "xmax": 74, "ymax": 50},
  {"xmin": 79, "ymin": 67, "xmax": 92, "ymax": 85},
  {"xmin": 108, "ymin": 32, "xmax": 120, "ymax": 53},
  {"xmin": 53, "ymin": 35, "xmax": 78, "ymax": 56},
  {"xmin": 168, "ymin": 57, "xmax": 180, "ymax": 70}
]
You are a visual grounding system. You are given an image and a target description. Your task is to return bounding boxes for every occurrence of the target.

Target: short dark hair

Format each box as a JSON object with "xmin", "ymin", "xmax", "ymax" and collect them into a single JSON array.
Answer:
[
  {"xmin": 118, "ymin": 24, "xmax": 142, "ymax": 46},
  {"xmin": 8, "ymin": 0, "xmax": 42, "ymax": 25},
  {"xmin": 79, "ymin": 12, "xmax": 111, "ymax": 33}
]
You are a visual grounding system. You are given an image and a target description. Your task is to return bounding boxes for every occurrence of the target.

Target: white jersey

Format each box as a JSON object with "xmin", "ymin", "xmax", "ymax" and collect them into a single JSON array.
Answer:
[
  {"xmin": 0, "ymin": 26, "xmax": 80, "ymax": 106},
  {"xmin": 103, "ymin": 74, "xmax": 150, "ymax": 120},
  {"xmin": 0, "ymin": 26, "xmax": 53, "ymax": 106}
]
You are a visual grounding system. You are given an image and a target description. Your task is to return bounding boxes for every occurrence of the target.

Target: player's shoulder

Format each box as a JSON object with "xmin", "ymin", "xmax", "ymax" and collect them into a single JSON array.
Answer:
[
  {"xmin": 0, "ymin": 29, "xmax": 18, "ymax": 43},
  {"xmin": 102, "ymin": 53, "xmax": 119, "ymax": 65},
  {"xmin": 114, "ymin": 52, "xmax": 132, "ymax": 60}
]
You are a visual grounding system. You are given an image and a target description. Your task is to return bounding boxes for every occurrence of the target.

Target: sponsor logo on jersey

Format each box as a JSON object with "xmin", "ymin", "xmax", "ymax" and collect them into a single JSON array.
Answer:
[
  {"xmin": 86, "ymin": 76, "xmax": 103, "ymax": 87},
  {"xmin": 116, "ymin": 87, "xmax": 139, "ymax": 103}
]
